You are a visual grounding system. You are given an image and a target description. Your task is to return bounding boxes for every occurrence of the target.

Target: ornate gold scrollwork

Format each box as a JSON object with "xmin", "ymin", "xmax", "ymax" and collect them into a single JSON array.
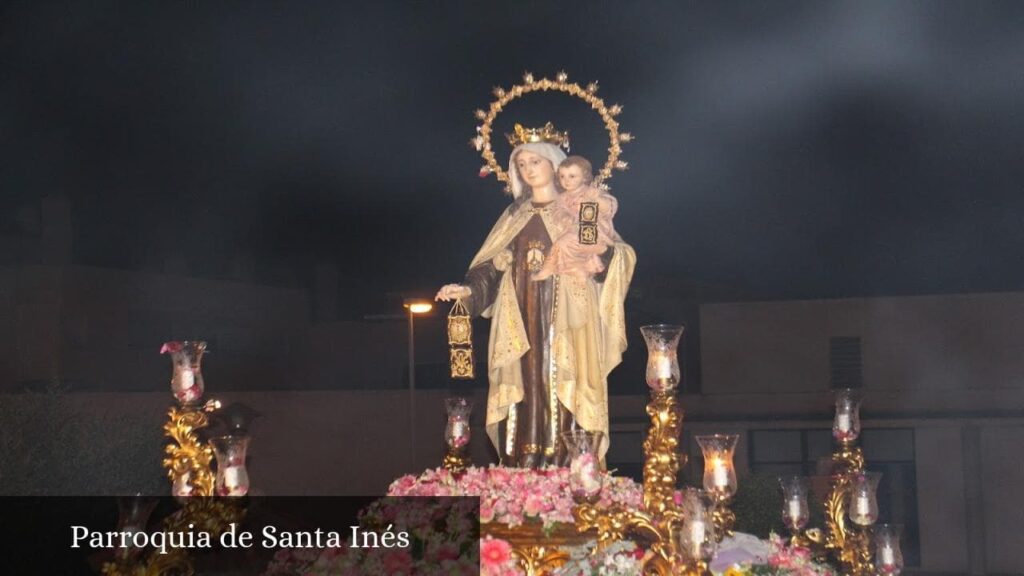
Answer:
[
  {"xmin": 575, "ymin": 392, "xmax": 712, "ymax": 576},
  {"xmin": 817, "ymin": 441, "xmax": 874, "ymax": 576},
  {"xmin": 511, "ymin": 546, "xmax": 570, "ymax": 576},
  {"xmin": 482, "ymin": 522, "xmax": 594, "ymax": 576},
  {"xmin": 642, "ymin": 392, "xmax": 684, "ymax": 514},
  {"xmin": 162, "ymin": 400, "xmax": 220, "ymax": 497},
  {"xmin": 710, "ymin": 496, "xmax": 736, "ymax": 542},
  {"xmin": 441, "ymin": 451, "xmax": 470, "ymax": 475}
]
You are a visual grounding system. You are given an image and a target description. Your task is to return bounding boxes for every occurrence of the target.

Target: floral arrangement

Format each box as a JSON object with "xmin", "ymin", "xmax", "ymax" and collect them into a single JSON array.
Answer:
[
  {"xmin": 266, "ymin": 466, "xmax": 837, "ymax": 576},
  {"xmin": 261, "ymin": 497, "xmax": 480, "ymax": 576},
  {"xmin": 387, "ymin": 466, "xmax": 643, "ymax": 528},
  {"xmin": 720, "ymin": 534, "xmax": 836, "ymax": 576}
]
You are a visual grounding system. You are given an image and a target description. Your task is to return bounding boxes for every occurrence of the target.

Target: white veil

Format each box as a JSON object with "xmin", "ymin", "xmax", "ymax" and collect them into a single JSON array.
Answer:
[{"xmin": 507, "ymin": 142, "xmax": 567, "ymax": 200}]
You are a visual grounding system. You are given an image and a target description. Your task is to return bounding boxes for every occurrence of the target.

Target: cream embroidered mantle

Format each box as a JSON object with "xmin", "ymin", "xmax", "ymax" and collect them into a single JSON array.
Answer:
[{"xmin": 467, "ymin": 201, "xmax": 636, "ymax": 461}]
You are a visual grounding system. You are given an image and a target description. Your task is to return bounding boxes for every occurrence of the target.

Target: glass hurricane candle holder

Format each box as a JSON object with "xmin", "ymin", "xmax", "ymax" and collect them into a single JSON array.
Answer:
[
  {"xmin": 874, "ymin": 524, "xmax": 905, "ymax": 575},
  {"xmin": 444, "ymin": 397, "xmax": 472, "ymax": 451},
  {"xmin": 833, "ymin": 388, "xmax": 863, "ymax": 443},
  {"xmin": 678, "ymin": 489, "xmax": 717, "ymax": 562},
  {"xmin": 848, "ymin": 471, "xmax": 881, "ymax": 526},
  {"xmin": 216, "ymin": 402, "xmax": 261, "ymax": 436},
  {"xmin": 696, "ymin": 434, "xmax": 739, "ymax": 498},
  {"xmin": 210, "ymin": 435, "xmax": 251, "ymax": 497},
  {"xmin": 160, "ymin": 340, "xmax": 207, "ymax": 406},
  {"xmin": 562, "ymin": 430, "xmax": 604, "ymax": 503},
  {"xmin": 779, "ymin": 476, "xmax": 810, "ymax": 532},
  {"xmin": 115, "ymin": 495, "xmax": 158, "ymax": 560},
  {"xmin": 640, "ymin": 325, "xmax": 684, "ymax": 392}
]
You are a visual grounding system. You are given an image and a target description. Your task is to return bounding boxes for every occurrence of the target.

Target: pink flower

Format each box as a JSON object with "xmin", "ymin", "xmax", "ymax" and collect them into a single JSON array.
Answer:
[
  {"xmin": 390, "ymin": 475, "xmax": 418, "ymax": 494},
  {"xmin": 505, "ymin": 499, "xmax": 523, "ymax": 521},
  {"xmin": 480, "ymin": 502, "xmax": 495, "ymax": 523},
  {"xmin": 769, "ymin": 552, "xmax": 796, "ymax": 570},
  {"xmin": 523, "ymin": 494, "xmax": 545, "ymax": 517},
  {"xmin": 488, "ymin": 467, "xmax": 511, "ymax": 484},
  {"xmin": 481, "ymin": 537, "xmax": 513, "ymax": 568},
  {"xmin": 791, "ymin": 546, "xmax": 811, "ymax": 562}
]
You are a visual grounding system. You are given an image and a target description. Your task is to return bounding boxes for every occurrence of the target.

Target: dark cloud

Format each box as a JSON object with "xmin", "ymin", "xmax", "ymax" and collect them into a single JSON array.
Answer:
[{"xmin": 3, "ymin": 1, "xmax": 1024, "ymax": 312}]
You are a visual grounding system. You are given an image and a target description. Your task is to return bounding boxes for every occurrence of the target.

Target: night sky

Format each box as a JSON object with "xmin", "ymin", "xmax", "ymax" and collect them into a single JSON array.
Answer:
[{"xmin": 4, "ymin": 1, "xmax": 1024, "ymax": 316}]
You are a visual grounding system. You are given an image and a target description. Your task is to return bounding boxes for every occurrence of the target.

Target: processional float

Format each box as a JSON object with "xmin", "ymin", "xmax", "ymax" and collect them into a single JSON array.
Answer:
[
  {"xmin": 111, "ymin": 72, "xmax": 902, "ymax": 576},
  {"xmin": 439, "ymin": 71, "xmax": 904, "ymax": 575}
]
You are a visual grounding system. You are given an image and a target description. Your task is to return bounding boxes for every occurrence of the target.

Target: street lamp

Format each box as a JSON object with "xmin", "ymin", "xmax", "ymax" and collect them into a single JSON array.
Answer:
[
  {"xmin": 403, "ymin": 298, "xmax": 433, "ymax": 469},
  {"xmin": 406, "ymin": 301, "xmax": 433, "ymax": 314}
]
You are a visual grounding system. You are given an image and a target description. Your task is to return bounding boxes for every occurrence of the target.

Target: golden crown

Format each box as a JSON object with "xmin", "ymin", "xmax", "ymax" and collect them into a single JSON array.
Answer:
[{"xmin": 505, "ymin": 122, "xmax": 570, "ymax": 149}]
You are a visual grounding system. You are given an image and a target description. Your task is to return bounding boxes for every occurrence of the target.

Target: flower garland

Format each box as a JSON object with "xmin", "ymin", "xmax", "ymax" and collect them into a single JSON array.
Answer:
[{"xmin": 387, "ymin": 466, "xmax": 643, "ymax": 528}]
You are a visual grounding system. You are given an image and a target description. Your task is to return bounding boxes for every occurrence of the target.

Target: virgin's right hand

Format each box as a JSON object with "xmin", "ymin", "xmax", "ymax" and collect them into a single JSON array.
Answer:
[{"xmin": 435, "ymin": 284, "xmax": 471, "ymax": 301}]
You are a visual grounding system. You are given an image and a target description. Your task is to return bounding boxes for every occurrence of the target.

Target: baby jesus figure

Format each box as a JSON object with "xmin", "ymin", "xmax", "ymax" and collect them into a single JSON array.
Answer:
[{"xmin": 532, "ymin": 155, "xmax": 621, "ymax": 281}]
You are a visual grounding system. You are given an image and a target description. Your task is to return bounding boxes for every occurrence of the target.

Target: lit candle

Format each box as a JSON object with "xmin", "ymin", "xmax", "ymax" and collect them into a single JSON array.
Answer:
[
  {"xmin": 849, "ymin": 492, "xmax": 874, "ymax": 524},
  {"xmin": 174, "ymin": 368, "xmax": 199, "ymax": 403},
  {"xmin": 223, "ymin": 465, "xmax": 243, "ymax": 486},
  {"xmin": 879, "ymin": 544, "xmax": 896, "ymax": 566},
  {"xmin": 711, "ymin": 458, "xmax": 729, "ymax": 488},
  {"xmin": 836, "ymin": 412, "xmax": 851, "ymax": 432},
  {"xmin": 180, "ymin": 368, "xmax": 194, "ymax": 390},
  {"xmin": 221, "ymin": 465, "xmax": 248, "ymax": 496},
  {"xmin": 689, "ymin": 520, "xmax": 706, "ymax": 556},
  {"xmin": 654, "ymin": 352, "xmax": 673, "ymax": 379},
  {"xmin": 448, "ymin": 418, "xmax": 469, "ymax": 448},
  {"xmin": 787, "ymin": 497, "xmax": 803, "ymax": 521}
]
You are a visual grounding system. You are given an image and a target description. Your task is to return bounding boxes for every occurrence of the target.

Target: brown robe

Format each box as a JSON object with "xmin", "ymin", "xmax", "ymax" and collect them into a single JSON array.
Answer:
[{"xmin": 464, "ymin": 202, "xmax": 612, "ymax": 467}]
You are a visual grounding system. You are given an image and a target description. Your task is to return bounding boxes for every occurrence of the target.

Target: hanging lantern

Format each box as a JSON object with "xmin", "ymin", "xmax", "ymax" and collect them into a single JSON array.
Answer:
[{"xmin": 448, "ymin": 298, "xmax": 474, "ymax": 379}]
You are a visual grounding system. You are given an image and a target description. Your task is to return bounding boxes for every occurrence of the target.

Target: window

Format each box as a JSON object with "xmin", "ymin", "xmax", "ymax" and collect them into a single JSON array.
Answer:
[{"xmin": 605, "ymin": 430, "xmax": 646, "ymax": 483}]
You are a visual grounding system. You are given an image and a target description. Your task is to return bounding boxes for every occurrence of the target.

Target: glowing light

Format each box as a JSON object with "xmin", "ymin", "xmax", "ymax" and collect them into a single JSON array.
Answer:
[{"xmin": 404, "ymin": 299, "xmax": 433, "ymax": 314}]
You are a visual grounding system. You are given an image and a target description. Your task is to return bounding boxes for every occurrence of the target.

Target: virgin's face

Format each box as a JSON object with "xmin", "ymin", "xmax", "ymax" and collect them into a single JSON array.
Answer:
[{"xmin": 515, "ymin": 150, "xmax": 555, "ymax": 190}]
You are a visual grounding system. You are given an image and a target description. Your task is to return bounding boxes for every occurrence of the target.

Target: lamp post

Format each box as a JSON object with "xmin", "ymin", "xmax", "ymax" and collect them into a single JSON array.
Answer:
[{"xmin": 403, "ymin": 298, "xmax": 433, "ymax": 470}]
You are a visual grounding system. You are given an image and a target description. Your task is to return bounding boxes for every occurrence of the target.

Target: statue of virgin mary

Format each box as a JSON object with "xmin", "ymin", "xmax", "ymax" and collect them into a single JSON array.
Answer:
[{"xmin": 436, "ymin": 127, "xmax": 635, "ymax": 468}]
